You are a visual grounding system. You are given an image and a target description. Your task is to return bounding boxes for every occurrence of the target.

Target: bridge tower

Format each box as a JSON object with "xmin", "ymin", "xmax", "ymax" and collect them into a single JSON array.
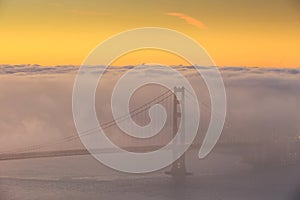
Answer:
[{"xmin": 166, "ymin": 86, "xmax": 191, "ymax": 179}]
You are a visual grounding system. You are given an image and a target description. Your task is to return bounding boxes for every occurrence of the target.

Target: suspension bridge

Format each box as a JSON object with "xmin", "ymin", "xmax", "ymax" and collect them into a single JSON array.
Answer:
[{"xmin": 0, "ymin": 87, "xmax": 299, "ymax": 178}]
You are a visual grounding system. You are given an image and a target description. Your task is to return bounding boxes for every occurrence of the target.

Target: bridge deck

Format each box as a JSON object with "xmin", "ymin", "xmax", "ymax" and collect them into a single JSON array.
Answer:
[{"xmin": 0, "ymin": 142, "xmax": 260, "ymax": 161}]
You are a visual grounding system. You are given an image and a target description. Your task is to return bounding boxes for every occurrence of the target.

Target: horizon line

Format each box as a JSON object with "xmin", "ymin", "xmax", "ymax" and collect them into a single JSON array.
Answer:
[{"xmin": 1, "ymin": 64, "xmax": 300, "ymax": 69}]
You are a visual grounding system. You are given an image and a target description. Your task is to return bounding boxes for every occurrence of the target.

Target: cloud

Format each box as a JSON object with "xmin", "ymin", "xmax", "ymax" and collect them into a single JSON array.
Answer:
[
  {"xmin": 165, "ymin": 12, "xmax": 208, "ymax": 29},
  {"xmin": 1, "ymin": 64, "xmax": 300, "ymax": 77},
  {"xmin": 0, "ymin": 64, "xmax": 78, "ymax": 75},
  {"xmin": 1, "ymin": 65, "xmax": 300, "ymax": 153}
]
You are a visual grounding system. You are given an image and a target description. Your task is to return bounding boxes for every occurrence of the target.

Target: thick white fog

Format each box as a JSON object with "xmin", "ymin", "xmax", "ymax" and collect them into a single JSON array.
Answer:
[{"xmin": 0, "ymin": 65, "xmax": 300, "ymax": 152}]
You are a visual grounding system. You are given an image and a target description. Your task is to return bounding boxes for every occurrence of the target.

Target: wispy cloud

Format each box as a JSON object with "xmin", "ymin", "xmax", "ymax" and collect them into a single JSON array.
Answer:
[
  {"xmin": 70, "ymin": 9, "xmax": 109, "ymax": 17},
  {"xmin": 165, "ymin": 12, "xmax": 208, "ymax": 29}
]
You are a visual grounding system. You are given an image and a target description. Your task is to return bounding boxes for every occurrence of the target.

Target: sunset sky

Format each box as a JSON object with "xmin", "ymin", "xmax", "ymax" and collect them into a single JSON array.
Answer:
[{"xmin": 1, "ymin": 0, "xmax": 300, "ymax": 67}]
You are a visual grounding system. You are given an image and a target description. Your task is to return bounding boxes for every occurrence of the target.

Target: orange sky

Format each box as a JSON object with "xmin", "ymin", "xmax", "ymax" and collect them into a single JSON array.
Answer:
[{"xmin": 0, "ymin": 0, "xmax": 300, "ymax": 67}]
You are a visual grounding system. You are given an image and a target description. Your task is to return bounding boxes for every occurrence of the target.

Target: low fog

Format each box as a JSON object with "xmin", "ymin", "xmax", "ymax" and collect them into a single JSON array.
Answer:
[{"xmin": 0, "ymin": 65, "xmax": 299, "ymax": 153}]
